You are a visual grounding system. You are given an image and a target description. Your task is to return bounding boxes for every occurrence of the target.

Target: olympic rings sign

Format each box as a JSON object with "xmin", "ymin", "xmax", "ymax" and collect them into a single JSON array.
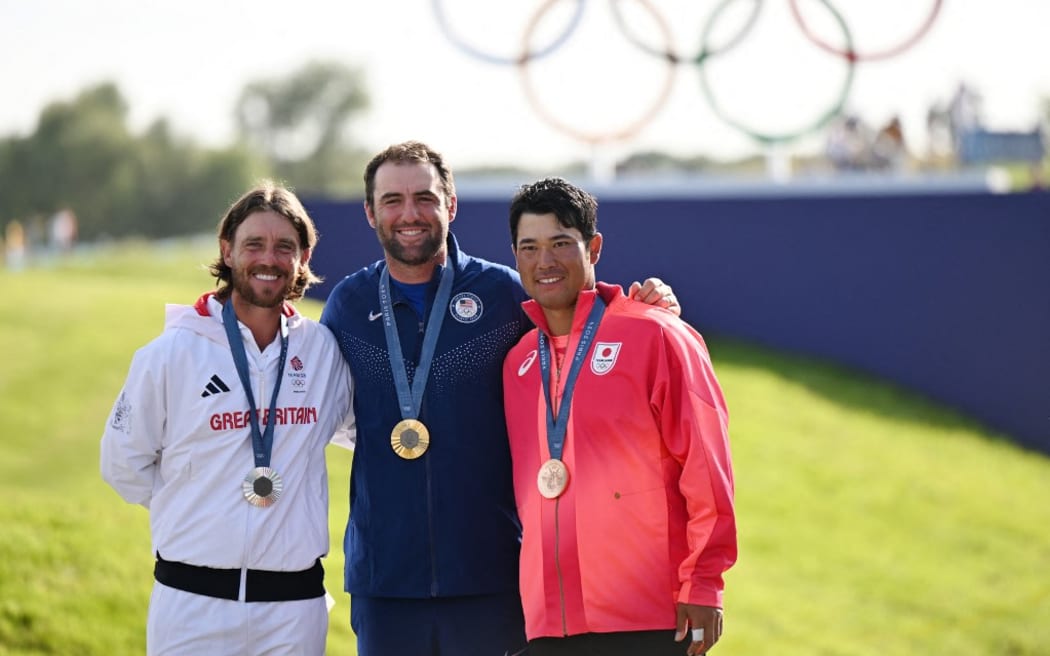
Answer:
[{"xmin": 433, "ymin": 0, "xmax": 943, "ymax": 147}]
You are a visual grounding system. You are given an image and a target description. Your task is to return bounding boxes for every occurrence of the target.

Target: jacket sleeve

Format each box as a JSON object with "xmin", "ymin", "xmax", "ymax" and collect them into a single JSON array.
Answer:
[
  {"xmin": 99, "ymin": 346, "xmax": 166, "ymax": 508},
  {"xmin": 328, "ymin": 348, "xmax": 357, "ymax": 451},
  {"xmin": 653, "ymin": 323, "xmax": 736, "ymax": 608},
  {"xmin": 317, "ymin": 318, "xmax": 356, "ymax": 451}
]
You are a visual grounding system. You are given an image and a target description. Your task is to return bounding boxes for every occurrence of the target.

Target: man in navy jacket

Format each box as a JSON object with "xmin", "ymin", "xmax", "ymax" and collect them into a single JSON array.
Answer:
[{"xmin": 322, "ymin": 141, "xmax": 677, "ymax": 655}]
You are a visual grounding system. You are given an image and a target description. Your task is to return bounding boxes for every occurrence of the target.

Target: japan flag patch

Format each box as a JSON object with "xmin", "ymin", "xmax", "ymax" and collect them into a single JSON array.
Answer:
[{"xmin": 590, "ymin": 342, "xmax": 622, "ymax": 375}]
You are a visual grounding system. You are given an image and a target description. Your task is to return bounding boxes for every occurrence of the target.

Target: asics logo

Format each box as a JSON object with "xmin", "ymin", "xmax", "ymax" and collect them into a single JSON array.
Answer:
[{"xmin": 518, "ymin": 350, "xmax": 537, "ymax": 376}]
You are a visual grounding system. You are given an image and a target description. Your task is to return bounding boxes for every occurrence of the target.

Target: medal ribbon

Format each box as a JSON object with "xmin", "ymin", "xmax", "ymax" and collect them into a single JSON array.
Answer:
[
  {"xmin": 222, "ymin": 300, "xmax": 288, "ymax": 468},
  {"xmin": 379, "ymin": 263, "xmax": 455, "ymax": 421},
  {"xmin": 537, "ymin": 295, "xmax": 606, "ymax": 461}
]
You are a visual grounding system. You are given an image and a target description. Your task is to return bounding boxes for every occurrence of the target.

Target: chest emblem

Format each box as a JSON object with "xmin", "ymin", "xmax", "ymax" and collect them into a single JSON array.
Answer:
[
  {"xmin": 287, "ymin": 354, "xmax": 307, "ymax": 393},
  {"xmin": 449, "ymin": 292, "xmax": 483, "ymax": 323},
  {"xmin": 590, "ymin": 342, "xmax": 622, "ymax": 375}
]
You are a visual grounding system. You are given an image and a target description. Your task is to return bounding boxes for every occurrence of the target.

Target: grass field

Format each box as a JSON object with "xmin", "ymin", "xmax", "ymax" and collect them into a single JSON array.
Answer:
[{"xmin": 1, "ymin": 239, "xmax": 1048, "ymax": 655}]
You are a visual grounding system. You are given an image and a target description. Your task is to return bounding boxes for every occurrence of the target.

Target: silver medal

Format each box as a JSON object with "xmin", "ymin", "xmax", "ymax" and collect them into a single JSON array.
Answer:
[{"xmin": 243, "ymin": 466, "xmax": 283, "ymax": 507}]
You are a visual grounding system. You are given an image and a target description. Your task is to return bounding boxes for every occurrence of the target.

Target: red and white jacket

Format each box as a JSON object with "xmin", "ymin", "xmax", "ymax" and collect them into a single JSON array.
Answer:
[{"xmin": 503, "ymin": 283, "xmax": 736, "ymax": 639}]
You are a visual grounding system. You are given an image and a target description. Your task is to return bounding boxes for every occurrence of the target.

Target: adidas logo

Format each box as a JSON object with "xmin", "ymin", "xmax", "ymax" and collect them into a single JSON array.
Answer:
[{"xmin": 201, "ymin": 374, "xmax": 231, "ymax": 398}]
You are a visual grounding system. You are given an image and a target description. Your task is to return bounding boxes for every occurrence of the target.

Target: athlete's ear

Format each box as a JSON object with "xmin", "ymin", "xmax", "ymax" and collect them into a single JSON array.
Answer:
[
  {"xmin": 300, "ymin": 247, "xmax": 312, "ymax": 266},
  {"xmin": 588, "ymin": 232, "xmax": 603, "ymax": 264},
  {"xmin": 221, "ymin": 239, "xmax": 232, "ymax": 267},
  {"xmin": 447, "ymin": 194, "xmax": 457, "ymax": 224},
  {"xmin": 364, "ymin": 200, "xmax": 377, "ymax": 229}
]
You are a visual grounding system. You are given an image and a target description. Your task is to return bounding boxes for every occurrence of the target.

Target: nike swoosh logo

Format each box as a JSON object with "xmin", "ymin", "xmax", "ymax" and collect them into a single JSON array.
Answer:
[{"xmin": 368, "ymin": 310, "xmax": 383, "ymax": 322}]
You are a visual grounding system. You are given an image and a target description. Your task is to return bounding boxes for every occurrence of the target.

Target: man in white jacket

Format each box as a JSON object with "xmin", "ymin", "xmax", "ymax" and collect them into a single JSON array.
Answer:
[{"xmin": 101, "ymin": 181, "xmax": 355, "ymax": 655}]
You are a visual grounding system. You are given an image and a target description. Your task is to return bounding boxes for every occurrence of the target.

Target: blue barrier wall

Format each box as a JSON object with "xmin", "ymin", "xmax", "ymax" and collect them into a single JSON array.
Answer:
[{"xmin": 305, "ymin": 191, "xmax": 1050, "ymax": 453}]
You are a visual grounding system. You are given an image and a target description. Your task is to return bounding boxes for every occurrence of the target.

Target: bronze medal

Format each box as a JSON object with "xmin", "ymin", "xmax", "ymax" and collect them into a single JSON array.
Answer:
[
  {"xmin": 537, "ymin": 458, "xmax": 569, "ymax": 499},
  {"xmin": 391, "ymin": 419, "xmax": 430, "ymax": 459},
  {"xmin": 243, "ymin": 466, "xmax": 283, "ymax": 507}
]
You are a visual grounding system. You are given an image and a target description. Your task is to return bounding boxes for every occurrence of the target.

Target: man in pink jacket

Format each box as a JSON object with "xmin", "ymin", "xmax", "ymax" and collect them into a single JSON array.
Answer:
[{"xmin": 502, "ymin": 177, "xmax": 736, "ymax": 656}]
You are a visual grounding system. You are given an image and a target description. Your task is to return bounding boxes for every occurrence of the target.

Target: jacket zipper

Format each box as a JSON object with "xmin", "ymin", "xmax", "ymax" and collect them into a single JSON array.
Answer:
[
  {"xmin": 426, "ymin": 448, "xmax": 438, "ymax": 596},
  {"xmin": 556, "ymin": 499, "xmax": 567, "ymax": 635},
  {"xmin": 551, "ymin": 339, "xmax": 569, "ymax": 635},
  {"xmin": 418, "ymin": 312, "xmax": 439, "ymax": 596},
  {"xmin": 242, "ymin": 351, "xmax": 265, "ymax": 601}
]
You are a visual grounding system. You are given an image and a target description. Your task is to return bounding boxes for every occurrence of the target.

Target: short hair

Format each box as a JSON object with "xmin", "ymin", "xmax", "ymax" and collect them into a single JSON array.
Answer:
[
  {"xmin": 509, "ymin": 177, "xmax": 598, "ymax": 246},
  {"xmin": 363, "ymin": 141, "xmax": 456, "ymax": 212},
  {"xmin": 208, "ymin": 180, "xmax": 322, "ymax": 302}
]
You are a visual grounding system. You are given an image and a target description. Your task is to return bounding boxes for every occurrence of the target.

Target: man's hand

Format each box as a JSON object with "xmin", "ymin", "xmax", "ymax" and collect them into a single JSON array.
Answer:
[
  {"xmin": 674, "ymin": 603, "xmax": 723, "ymax": 655},
  {"xmin": 629, "ymin": 277, "xmax": 681, "ymax": 316}
]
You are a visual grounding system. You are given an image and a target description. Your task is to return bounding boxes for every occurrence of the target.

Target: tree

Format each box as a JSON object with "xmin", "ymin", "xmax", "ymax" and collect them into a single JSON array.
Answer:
[
  {"xmin": 131, "ymin": 119, "xmax": 263, "ymax": 238},
  {"xmin": 0, "ymin": 83, "xmax": 138, "ymax": 240},
  {"xmin": 235, "ymin": 60, "xmax": 370, "ymax": 197},
  {"xmin": 0, "ymin": 83, "xmax": 266, "ymax": 241}
]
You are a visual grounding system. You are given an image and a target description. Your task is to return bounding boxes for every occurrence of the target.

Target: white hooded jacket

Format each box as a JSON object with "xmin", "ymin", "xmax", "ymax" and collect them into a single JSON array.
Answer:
[{"xmin": 101, "ymin": 293, "xmax": 355, "ymax": 572}]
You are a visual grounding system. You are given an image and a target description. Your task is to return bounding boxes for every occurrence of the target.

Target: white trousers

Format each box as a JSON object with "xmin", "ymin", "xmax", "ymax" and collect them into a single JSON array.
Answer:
[{"xmin": 146, "ymin": 582, "xmax": 328, "ymax": 655}]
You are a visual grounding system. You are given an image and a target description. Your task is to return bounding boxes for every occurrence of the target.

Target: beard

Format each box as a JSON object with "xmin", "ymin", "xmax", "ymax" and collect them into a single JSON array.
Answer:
[
  {"xmin": 376, "ymin": 222, "xmax": 444, "ymax": 267},
  {"xmin": 230, "ymin": 265, "xmax": 293, "ymax": 309}
]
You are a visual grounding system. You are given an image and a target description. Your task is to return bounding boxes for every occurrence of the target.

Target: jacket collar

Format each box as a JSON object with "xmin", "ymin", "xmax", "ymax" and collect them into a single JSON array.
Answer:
[
  {"xmin": 193, "ymin": 292, "xmax": 296, "ymax": 318},
  {"xmin": 521, "ymin": 282, "xmax": 624, "ymax": 336}
]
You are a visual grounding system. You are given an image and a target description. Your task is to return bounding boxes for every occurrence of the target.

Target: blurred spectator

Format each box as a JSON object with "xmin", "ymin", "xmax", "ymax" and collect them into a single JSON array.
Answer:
[
  {"xmin": 49, "ymin": 209, "xmax": 78, "ymax": 255},
  {"xmin": 5, "ymin": 220, "xmax": 26, "ymax": 271},
  {"xmin": 872, "ymin": 116, "xmax": 908, "ymax": 171},
  {"xmin": 948, "ymin": 82, "xmax": 983, "ymax": 148},
  {"xmin": 826, "ymin": 113, "xmax": 873, "ymax": 171},
  {"xmin": 925, "ymin": 102, "xmax": 954, "ymax": 162}
]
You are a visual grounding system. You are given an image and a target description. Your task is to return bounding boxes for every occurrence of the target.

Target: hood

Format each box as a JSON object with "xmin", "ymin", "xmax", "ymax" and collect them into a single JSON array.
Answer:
[{"xmin": 163, "ymin": 292, "xmax": 301, "ymax": 345}]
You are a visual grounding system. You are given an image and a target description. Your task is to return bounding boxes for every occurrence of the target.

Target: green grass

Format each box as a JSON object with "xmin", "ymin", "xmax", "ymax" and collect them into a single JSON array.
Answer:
[{"xmin": 1, "ymin": 240, "xmax": 1048, "ymax": 655}]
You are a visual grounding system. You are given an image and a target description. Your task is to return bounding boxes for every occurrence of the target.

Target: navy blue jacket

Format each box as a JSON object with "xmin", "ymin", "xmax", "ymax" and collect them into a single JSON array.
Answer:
[{"xmin": 321, "ymin": 234, "xmax": 530, "ymax": 598}]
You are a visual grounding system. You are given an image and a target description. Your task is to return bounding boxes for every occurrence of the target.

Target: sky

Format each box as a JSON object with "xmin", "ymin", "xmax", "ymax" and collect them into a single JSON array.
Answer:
[{"xmin": 1, "ymin": 0, "xmax": 1048, "ymax": 174}]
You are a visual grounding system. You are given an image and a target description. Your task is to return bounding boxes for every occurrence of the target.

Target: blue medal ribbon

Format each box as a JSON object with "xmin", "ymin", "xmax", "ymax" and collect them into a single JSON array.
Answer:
[
  {"xmin": 537, "ymin": 296, "xmax": 606, "ymax": 461},
  {"xmin": 222, "ymin": 300, "xmax": 288, "ymax": 468},
  {"xmin": 379, "ymin": 263, "xmax": 455, "ymax": 421}
]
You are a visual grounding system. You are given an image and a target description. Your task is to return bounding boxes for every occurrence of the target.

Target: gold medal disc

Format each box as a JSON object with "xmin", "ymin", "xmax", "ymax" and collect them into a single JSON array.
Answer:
[
  {"xmin": 391, "ymin": 419, "xmax": 430, "ymax": 459},
  {"xmin": 243, "ymin": 467, "xmax": 283, "ymax": 507},
  {"xmin": 537, "ymin": 458, "xmax": 569, "ymax": 499}
]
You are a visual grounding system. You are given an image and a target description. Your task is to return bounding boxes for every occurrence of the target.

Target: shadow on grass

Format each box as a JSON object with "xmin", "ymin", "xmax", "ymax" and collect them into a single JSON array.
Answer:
[{"xmin": 705, "ymin": 334, "xmax": 1043, "ymax": 455}]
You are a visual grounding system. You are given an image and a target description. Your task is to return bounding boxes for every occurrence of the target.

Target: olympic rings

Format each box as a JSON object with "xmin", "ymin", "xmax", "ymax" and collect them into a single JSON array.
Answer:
[
  {"xmin": 698, "ymin": 0, "xmax": 855, "ymax": 145},
  {"xmin": 433, "ymin": 0, "xmax": 586, "ymax": 65},
  {"xmin": 609, "ymin": 0, "xmax": 764, "ymax": 66},
  {"xmin": 789, "ymin": 0, "xmax": 943, "ymax": 62},
  {"xmin": 518, "ymin": 0, "xmax": 677, "ymax": 145},
  {"xmin": 433, "ymin": 0, "xmax": 942, "ymax": 147}
]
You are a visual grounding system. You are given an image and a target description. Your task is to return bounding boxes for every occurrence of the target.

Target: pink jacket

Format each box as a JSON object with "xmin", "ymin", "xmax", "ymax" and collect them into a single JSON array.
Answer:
[{"xmin": 503, "ymin": 283, "xmax": 736, "ymax": 639}]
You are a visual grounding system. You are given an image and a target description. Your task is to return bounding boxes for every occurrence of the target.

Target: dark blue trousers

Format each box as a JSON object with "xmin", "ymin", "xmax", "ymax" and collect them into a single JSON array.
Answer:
[{"xmin": 351, "ymin": 592, "xmax": 528, "ymax": 656}]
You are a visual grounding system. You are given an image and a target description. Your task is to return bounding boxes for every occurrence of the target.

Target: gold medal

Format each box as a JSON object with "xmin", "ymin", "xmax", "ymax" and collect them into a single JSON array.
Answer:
[
  {"xmin": 391, "ymin": 419, "xmax": 430, "ymax": 459},
  {"xmin": 537, "ymin": 458, "xmax": 569, "ymax": 499},
  {"xmin": 243, "ymin": 467, "xmax": 283, "ymax": 507}
]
